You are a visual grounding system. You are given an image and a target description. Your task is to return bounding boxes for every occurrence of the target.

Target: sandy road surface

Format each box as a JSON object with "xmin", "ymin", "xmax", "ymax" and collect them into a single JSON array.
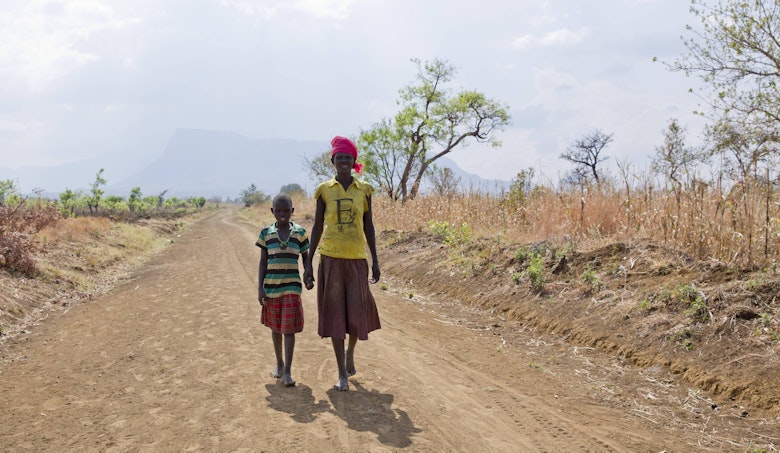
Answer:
[{"xmin": 0, "ymin": 209, "xmax": 770, "ymax": 452}]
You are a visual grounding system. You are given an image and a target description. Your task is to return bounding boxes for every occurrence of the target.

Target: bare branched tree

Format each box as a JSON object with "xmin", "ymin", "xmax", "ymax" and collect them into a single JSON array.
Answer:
[{"xmin": 560, "ymin": 129, "xmax": 613, "ymax": 185}]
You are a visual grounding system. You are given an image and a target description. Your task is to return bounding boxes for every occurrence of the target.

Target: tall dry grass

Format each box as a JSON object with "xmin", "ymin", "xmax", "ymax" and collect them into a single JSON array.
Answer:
[{"xmin": 372, "ymin": 177, "xmax": 780, "ymax": 269}]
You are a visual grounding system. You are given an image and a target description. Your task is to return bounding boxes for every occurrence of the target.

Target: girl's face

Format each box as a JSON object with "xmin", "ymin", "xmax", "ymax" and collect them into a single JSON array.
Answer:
[
  {"xmin": 271, "ymin": 201, "xmax": 293, "ymax": 226},
  {"xmin": 332, "ymin": 152, "xmax": 355, "ymax": 174}
]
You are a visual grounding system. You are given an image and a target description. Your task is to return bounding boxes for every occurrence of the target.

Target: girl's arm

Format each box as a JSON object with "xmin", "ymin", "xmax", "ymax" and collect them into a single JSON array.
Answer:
[
  {"xmin": 363, "ymin": 195, "xmax": 380, "ymax": 283},
  {"xmin": 303, "ymin": 196, "xmax": 325, "ymax": 285}
]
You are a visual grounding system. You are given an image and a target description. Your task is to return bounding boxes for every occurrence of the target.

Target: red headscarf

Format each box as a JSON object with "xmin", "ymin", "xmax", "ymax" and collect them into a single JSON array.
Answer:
[{"xmin": 331, "ymin": 136, "xmax": 363, "ymax": 174}]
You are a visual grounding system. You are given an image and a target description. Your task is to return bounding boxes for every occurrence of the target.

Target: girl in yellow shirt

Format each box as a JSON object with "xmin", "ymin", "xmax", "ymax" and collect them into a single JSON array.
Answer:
[{"xmin": 304, "ymin": 136, "xmax": 381, "ymax": 392}]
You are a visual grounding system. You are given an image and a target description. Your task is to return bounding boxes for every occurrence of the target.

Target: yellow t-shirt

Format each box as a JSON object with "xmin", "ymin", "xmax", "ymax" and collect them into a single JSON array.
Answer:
[{"xmin": 314, "ymin": 177, "xmax": 375, "ymax": 259}]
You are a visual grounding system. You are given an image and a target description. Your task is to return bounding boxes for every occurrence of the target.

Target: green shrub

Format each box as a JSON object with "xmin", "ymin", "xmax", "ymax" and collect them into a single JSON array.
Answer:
[{"xmin": 525, "ymin": 253, "xmax": 546, "ymax": 292}]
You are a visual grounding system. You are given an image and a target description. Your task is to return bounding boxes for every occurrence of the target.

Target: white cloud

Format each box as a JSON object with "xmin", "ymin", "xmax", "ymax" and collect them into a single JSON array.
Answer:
[
  {"xmin": 512, "ymin": 27, "xmax": 590, "ymax": 50},
  {"xmin": 0, "ymin": 1, "xmax": 139, "ymax": 92},
  {"xmin": 220, "ymin": 0, "xmax": 356, "ymax": 20},
  {"xmin": 0, "ymin": 120, "xmax": 43, "ymax": 133}
]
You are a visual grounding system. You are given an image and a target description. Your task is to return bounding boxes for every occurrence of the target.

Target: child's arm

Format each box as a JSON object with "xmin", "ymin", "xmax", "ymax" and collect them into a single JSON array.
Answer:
[
  {"xmin": 301, "ymin": 250, "xmax": 313, "ymax": 290},
  {"xmin": 258, "ymin": 247, "xmax": 269, "ymax": 304},
  {"xmin": 303, "ymin": 196, "xmax": 325, "ymax": 286}
]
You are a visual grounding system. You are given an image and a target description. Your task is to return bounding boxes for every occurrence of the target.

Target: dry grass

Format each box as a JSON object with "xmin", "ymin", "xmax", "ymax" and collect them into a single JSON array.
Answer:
[
  {"xmin": 372, "ymin": 180, "xmax": 780, "ymax": 270},
  {"xmin": 0, "ymin": 215, "xmax": 186, "ymax": 340}
]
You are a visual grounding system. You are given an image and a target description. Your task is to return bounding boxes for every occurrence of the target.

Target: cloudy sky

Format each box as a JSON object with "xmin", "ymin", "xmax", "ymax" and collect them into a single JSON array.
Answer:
[{"xmin": 0, "ymin": 0, "xmax": 707, "ymax": 185}]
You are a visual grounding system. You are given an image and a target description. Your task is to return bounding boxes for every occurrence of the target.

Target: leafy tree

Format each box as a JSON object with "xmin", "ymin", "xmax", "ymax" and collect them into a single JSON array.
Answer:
[
  {"xmin": 157, "ymin": 190, "xmax": 168, "ymax": 209},
  {"xmin": 709, "ymin": 119, "xmax": 775, "ymax": 184},
  {"xmin": 191, "ymin": 196, "xmax": 206, "ymax": 209},
  {"xmin": 241, "ymin": 184, "xmax": 258, "ymax": 207},
  {"xmin": 358, "ymin": 119, "xmax": 409, "ymax": 200},
  {"xmin": 429, "ymin": 166, "xmax": 461, "ymax": 197},
  {"xmin": 103, "ymin": 195, "xmax": 128, "ymax": 213},
  {"xmin": 560, "ymin": 129, "xmax": 613, "ymax": 185},
  {"xmin": 0, "ymin": 179, "xmax": 19, "ymax": 206},
  {"xmin": 59, "ymin": 188, "xmax": 83, "ymax": 217},
  {"xmin": 87, "ymin": 168, "xmax": 107, "ymax": 215},
  {"xmin": 652, "ymin": 119, "xmax": 706, "ymax": 189},
  {"xmin": 303, "ymin": 150, "xmax": 335, "ymax": 182},
  {"xmin": 359, "ymin": 58, "xmax": 510, "ymax": 202},
  {"xmin": 505, "ymin": 167, "xmax": 536, "ymax": 206},
  {"xmin": 128, "ymin": 187, "xmax": 143, "ymax": 212},
  {"xmin": 280, "ymin": 183, "xmax": 305, "ymax": 196},
  {"xmin": 240, "ymin": 184, "xmax": 269, "ymax": 207},
  {"xmin": 666, "ymin": 0, "xmax": 780, "ymax": 134}
]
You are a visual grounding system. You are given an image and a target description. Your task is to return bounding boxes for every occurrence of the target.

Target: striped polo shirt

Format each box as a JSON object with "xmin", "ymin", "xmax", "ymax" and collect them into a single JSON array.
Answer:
[{"xmin": 255, "ymin": 221, "xmax": 310, "ymax": 297}]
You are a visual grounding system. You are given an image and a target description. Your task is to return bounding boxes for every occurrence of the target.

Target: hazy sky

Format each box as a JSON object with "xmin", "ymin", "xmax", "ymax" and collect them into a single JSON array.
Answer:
[{"xmin": 0, "ymin": 0, "xmax": 707, "ymax": 182}]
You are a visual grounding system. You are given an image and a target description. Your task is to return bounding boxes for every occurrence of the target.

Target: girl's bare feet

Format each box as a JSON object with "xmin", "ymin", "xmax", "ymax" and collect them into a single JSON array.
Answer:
[
  {"xmin": 270, "ymin": 365, "xmax": 283, "ymax": 378},
  {"xmin": 282, "ymin": 373, "xmax": 296, "ymax": 387},
  {"xmin": 334, "ymin": 376, "xmax": 349, "ymax": 391},
  {"xmin": 346, "ymin": 351, "xmax": 356, "ymax": 376}
]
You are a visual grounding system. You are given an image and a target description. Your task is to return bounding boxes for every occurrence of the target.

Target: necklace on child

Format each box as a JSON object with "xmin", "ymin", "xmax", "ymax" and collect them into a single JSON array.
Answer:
[{"xmin": 278, "ymin": 226, "xmax": 291, "ymax": 250}]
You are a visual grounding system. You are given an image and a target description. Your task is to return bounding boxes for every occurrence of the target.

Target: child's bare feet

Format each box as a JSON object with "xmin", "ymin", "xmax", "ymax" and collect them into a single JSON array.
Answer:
[
  {"xmin": 282, "ymin": 373, "xmax": 296, "ymax": 387},
  {"xmin": 334, "ymin": 376, "xmax": 349, "ymax": 391},
  {"xmin": 270, "ymin": 365, "xmax": 283, "ymax": 379},
  {"xmin": 346, "ymin": 351, "xmax": 356, "ymax": 376}
]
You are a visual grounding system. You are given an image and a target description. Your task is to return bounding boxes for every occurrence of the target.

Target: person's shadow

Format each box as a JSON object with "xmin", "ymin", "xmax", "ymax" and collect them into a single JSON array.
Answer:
[
  {"xmin": 326, "ymin": 381, "xmax": 421, "ymax": 448},
  {"xmin": 265, "ymin": 383, "xmax": 331, "ymax": 423}
]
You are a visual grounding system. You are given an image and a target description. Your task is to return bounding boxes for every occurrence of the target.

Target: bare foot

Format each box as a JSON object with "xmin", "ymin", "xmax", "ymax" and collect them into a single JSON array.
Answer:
[
  {"xmin": 346, "ymin": 351, "xmax": 356, "ymax": 376},
  {"xmin": 270, "ymin": 366, "xmax": 283, "ymax": 379},
  {"xmin": 333, "ymin": 376, "xmax": 349, "ymax": 391},
  {"xmin": 282, "ymin": 374, "xmax": 296, "ymax": 387}
]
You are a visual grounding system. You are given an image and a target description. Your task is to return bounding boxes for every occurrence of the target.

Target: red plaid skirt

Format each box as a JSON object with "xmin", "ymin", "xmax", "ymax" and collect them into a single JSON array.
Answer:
[{"xmin": 261, "ymin": 294, "xmax": 304, "ymax": 334}]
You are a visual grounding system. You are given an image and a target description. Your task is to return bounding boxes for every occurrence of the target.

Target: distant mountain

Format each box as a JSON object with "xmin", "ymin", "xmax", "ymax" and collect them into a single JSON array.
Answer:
[
  {"xmin": 430, "ymin": 157, "xmax": 510, "ymax": 194},
  {"xmin": 0, "ymin": 156, "xmax": 142, "ymax": 199},
  {"xmin": 1, "ymin": 129, "xmax": 509, "ymax": 200},
  {"xmin": 111, "ymin": 129, "xmax": 328, "ymax": 199}
]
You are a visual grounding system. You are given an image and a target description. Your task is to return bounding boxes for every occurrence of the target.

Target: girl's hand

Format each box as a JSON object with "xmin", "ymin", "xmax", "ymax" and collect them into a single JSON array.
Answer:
[
  {"xmin": 304, "ymin": 275, "xmax": 315, "ymax": 290},
  {"xmin": 303, "ymin": 270, "xmax": 315, "ymax": 290},
  {"xmin": 370, "ymin": 262, "xmax": 381, "ymax": 284}
]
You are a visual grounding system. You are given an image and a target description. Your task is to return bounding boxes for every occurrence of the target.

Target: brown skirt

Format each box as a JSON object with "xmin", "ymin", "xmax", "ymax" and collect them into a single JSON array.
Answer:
[{"xmin": 317, "ymin": 255, "xmax": 381, "ymax": 340}]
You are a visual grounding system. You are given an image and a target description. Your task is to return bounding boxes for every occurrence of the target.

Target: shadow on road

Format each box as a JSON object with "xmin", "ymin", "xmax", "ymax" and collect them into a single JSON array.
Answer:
[
  {"xmin": 265, "ymin": 383, "xmax": 331, "ymax": 423},
  {"xmin": 326, "ymin": 381, "xmax": 421, "ymax": 448}
]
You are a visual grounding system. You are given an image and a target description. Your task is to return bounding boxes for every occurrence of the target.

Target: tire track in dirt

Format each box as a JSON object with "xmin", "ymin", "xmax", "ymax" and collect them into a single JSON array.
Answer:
[{"xmin": 0, "ymin": 208, "xmax": 747, "ymax": 451}]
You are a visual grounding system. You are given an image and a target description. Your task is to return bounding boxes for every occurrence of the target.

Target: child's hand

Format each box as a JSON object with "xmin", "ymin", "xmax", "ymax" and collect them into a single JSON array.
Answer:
[
  {"xmin": 304, "ymin": 274, "xmax": 315, "ymax": 290},
  {"xmin": 258, "ymin": 291, "xmax": 267, "ymax": 305}
]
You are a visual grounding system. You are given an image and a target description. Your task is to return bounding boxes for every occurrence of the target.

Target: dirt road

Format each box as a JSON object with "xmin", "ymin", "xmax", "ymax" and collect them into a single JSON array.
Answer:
[{"xmin": 0, "ymin": 209, "xmax": 775, "ymax": 451}]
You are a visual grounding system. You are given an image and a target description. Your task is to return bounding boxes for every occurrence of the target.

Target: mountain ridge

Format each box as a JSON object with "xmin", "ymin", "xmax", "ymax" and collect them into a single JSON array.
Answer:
[{"xmin": 1, "ymin": 129, "xmax": 509, "ymax": 200}]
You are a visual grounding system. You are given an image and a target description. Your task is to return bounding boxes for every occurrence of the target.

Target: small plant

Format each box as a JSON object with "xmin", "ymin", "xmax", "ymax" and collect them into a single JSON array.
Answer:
[
  {"xmin": 428, "ymin": 221, "xmax": 471, "ymax": 246},
  {"xmin": 380, "ymin": 283, "xmax": 388, "ymax": 291},
  {"xmin": 580, "ymin": 264, "xmax": 601, "ymax": 291},
  {"xmin": 512, "ymin": 272, "xmax": 522, "ymax": 284},
  {"xmin": 670, "ymin": 327, "xmax": 694, "ymax": 351},
  {"xmin": 678, "ymin": 284, "xmax": 708, "ymax": 323},
  {"xmin": 525, "ymin": 253, "xmax": 546, "ymax": 292},
  {"xmin": 746, "ymin": 273, "xmax": 769, "ymax": 292},
  {"xmin": 514, "ymin": 247, "xmax": 530, "ymax": 264},
  {"xmin": 759, "ymin": 313, "xmax": 772, "ymax": 326},
  {"xmin": 638, "ymin": 299, "xmax": 652, "ymax": 312},
  {"xmin": 408, "ymin": 292, "xmax": 414, "ymax": 299}
]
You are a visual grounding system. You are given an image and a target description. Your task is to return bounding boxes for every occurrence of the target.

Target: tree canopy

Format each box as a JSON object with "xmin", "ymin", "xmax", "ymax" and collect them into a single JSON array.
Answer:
[
  {"xmin": 358, "ymin": 58, "xmax": 510, "ymax": 202},
  {"xmin": 668, "ymin": 0, "xmax": 780, "ymax": 136}
]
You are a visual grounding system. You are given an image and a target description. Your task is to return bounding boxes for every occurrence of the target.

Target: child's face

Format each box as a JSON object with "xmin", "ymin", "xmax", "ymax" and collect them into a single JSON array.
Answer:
[{"xmin": 271, "ymin": 200, "xmax": 293, "ymax": 226}]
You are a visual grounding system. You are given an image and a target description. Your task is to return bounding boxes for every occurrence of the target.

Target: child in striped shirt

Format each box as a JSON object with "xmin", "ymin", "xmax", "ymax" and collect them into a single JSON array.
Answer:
[{"xmin": 256, "ymin": 193, "xmax": 313, "ymax": 387}]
